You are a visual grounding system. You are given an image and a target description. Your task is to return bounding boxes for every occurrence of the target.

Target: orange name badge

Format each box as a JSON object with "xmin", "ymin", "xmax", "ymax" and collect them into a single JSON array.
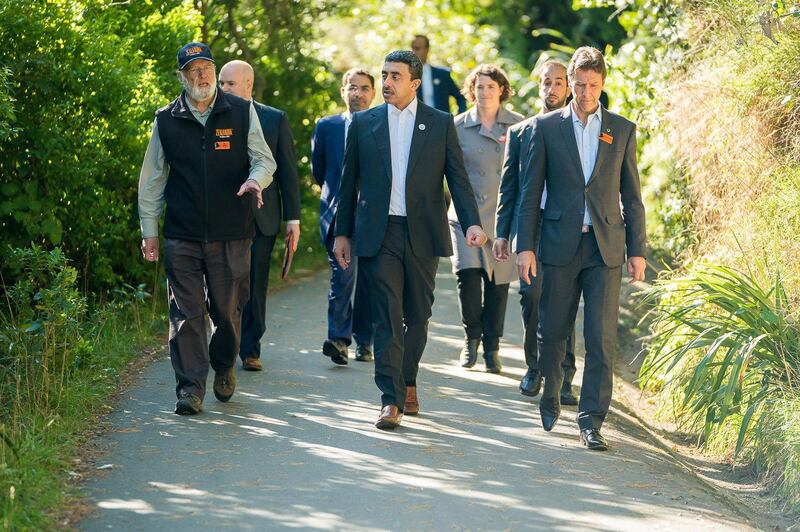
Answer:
[
  {"xmin": 599, "ymin": 132, "xmax": 614, "ymax": 145},
  {"xmin": 214, "ymin": 141, "xmax": 231, "ymax": 150}
]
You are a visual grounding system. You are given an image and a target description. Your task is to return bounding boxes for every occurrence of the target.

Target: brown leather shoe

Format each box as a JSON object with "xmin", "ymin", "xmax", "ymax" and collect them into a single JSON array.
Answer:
[
  {"xmin": 375, "ymin": 405, "xmax": 403, "ymax": 430},
  {"xmin": 404, "ymin": 385, "xmax": 419, "ymax": 415},
  {"xmin": 242, "ymin": 357, "xmax": 263, "ymax": 371}
]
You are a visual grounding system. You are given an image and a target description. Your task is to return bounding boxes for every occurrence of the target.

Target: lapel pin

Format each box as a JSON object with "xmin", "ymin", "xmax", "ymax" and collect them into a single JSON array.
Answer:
[{"xmin": 418, "ymin": 124, "xmax": 426, "ymax": 130}]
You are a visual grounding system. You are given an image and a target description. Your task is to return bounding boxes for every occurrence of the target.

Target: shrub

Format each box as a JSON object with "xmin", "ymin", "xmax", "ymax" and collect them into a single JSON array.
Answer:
[{"xmin": 641, "ymin": 261, "xmax": 800, "ymax": 457}]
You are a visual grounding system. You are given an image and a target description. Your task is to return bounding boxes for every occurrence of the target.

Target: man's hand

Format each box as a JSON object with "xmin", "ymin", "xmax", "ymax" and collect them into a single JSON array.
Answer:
[
  {"xmin": 141, "ymin": 237, "xmax": 159, "ymax": 262},
  {"xmin": 465, "ymin": 225, "xmax": 487, "ymax": 247},
  {"xmin": 493, "ymin": 238, "xmax": 509, "ymax": 262},
  {"xmin": 517, "ymin": 250, "xmax": 537, "ymax": 285},
  {"xmin": 333, "ymin": 236, "xmax": 351, "ymax": 270},
  {"xmin": 285, "ymin": 223, "xmax": 300, "ymax": 253},
  {"xmin": 237, "ymin": 179, "xmax": 263, "ymax": 208},
  {"xmin": 627, "ymin": 256, "xmax": 646, "ymax": 283}
]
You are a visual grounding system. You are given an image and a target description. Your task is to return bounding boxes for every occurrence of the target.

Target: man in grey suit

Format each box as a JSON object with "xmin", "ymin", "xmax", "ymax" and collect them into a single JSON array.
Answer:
[
  {"xmin": 495, "ymin": 60, "xmax": 579, "ymax": 401},
  {"xmin": 334, "ymin": 50, "xmax": 486, "ymax": 430},
  {"xmin": 516, "ymin": 47, "xmax": 646, "ymax": 451}
]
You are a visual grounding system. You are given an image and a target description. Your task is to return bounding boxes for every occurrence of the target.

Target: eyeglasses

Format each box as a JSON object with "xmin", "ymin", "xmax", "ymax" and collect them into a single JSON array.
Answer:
[{"xmin": 185, "ymin": 64, "xmax": 215, "ymax": 77}]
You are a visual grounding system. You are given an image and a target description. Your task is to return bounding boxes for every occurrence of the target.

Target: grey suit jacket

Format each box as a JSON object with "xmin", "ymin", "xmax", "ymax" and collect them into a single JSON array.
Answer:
[
  {"xmin": 449, "ymin": 106, "xmax": 523, "ymax": 283},
  {"xmin": 496, "ymin": 114, "xmax": 536, "ymax": 251},
  {"xmin": 516, "ymin": 106, "xmax": 646, "ymax": 267},
  {"xmin": 334, "ymin": 101, "xmax": 481, "ymax": 258}
]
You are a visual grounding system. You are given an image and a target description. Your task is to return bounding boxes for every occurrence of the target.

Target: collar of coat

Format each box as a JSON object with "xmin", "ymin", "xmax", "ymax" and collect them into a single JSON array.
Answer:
[{"xmin": 463, "ymin": 106, "xmax": 519, "ymax": 128}]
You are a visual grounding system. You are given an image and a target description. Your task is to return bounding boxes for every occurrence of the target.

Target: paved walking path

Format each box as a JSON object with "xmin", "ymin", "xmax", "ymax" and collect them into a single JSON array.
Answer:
[{"xmin": 80, "ymin": 263, "xmax": 753, "ymax": 530}]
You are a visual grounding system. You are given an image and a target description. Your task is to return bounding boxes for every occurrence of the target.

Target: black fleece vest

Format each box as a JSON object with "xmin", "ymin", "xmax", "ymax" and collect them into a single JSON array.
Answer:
[{"xmin": 156, "ymin": 90, "xmax": 254, "ymax": 241}]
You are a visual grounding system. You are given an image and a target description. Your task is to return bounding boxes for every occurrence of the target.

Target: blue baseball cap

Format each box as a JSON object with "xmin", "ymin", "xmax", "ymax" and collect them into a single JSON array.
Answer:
[{"xmin": 177, "ymin": 42, "xmax": 214, "ymax": 70}]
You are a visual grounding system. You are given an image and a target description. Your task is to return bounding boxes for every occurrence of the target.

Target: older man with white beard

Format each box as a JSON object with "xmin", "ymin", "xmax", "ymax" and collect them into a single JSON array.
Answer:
[{"xmin": 138, "ymin": 42, "xmax": 276, "ymax": 415}]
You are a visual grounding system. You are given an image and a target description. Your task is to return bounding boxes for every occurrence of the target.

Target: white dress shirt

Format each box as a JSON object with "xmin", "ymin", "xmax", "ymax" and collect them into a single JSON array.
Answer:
[
  {"xmin": 387, "ymin": 98, "xmax": 418, "ymax": 216},
  {"xmin": 343, "ymin": 111, "xmax": 352, "ymax": 142},
  {"xmin": 568, "ymin": 101, "xmax": 602, "ymax": 226},
  {"xmin": 421, "ymin": 64, "xmax": 434, "ymax": 107}
]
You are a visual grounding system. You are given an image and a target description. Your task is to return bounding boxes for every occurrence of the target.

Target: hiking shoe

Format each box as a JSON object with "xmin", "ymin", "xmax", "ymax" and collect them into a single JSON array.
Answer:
[
  {"xmin": 175, "ymin": 391, "xmax": 203, "ymax": 415},
  {"xmin": 213, "ymin": 367, "xmax": 236, "ymax": 402}
]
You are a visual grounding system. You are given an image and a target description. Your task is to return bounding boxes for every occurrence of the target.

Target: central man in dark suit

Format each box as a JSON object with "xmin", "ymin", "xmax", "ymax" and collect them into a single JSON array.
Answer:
[
  {"xmin": 334, "ymin": 50, "xmax": 486, "ymax": 430},
  {"xmin": 516, "ymin": 47, "xmax": 646, "ymax": 451}
]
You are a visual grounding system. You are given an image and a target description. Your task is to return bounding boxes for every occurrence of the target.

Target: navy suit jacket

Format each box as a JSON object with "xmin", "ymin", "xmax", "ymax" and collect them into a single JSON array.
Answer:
[
  {"xmin": 311, "ymin": 113, "xmax": 346, "ymax": 245},
  {"xmin": 252, "ymin": 101, "xmax": 301, "ymax": 237},
  {"xmin": 334, "ymin": 102, "xmax": 481, "ymax": 258},
  {"xmin": 417, "ymin": 65, "xmax": 467, "ymax": 114}
]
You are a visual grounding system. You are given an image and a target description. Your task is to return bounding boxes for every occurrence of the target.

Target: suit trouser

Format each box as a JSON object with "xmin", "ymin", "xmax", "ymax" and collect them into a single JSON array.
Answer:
[
  {"xmin": 163, "ymin": 238, "xmax": 251, "ymax": 399},
  {"xmin": 324, "ymin": 233, "xmax": 373, "ymax": 346},
  {"xmin": 537, "ymin": 230, "xmax": 621, "ymax": 430},
  {"xmin": 239, "ymin": 231, "xmax": 277, "ymax": 360},
  {"xmin": 361, "ymin": 217, "xmax": 438, "ymax": 409},
  {"xmin": 455, "ymin": 268, "xmax": 509, "ymax": 351},
  {"xmin": 519, "ymin": 263, "xmax": 577, "ymax": 384}
]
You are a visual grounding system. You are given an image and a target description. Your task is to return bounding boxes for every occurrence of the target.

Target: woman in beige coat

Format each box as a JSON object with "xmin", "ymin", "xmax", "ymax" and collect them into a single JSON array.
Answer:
[{"xmin": 449, "ymin": 64, "xmax": 523, "ymax": 373}]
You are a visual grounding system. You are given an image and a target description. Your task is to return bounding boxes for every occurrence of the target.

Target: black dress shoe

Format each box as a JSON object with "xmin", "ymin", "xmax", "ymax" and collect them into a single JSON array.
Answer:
[
  {"xmin": 459, "ymin": 338, "xmax": 480, "ymax": 368},
  {"xmin": 483, "ymin": 350, "xmax": 502, "ymax": 374},
  {"xmin": 519, "ymin": 368, "xmax": 542, "ymax": 397},
  {"xmin": 323, "ymin": 339, "xmax": 348, "ymax": 365},
  {"xmin": 560, "ymin": 382, "xmax": 578, "ymax": 405},
  {"xmin": 539, "ymin": 396, "xmax": 561, "ymax": 431},
  {"xmin": 579, "ymin": 428, "xmax": 609, "ymax": 451},
  {"xmin": 355, "ymin": 343, "xmax": 373, "ymax": 362}
]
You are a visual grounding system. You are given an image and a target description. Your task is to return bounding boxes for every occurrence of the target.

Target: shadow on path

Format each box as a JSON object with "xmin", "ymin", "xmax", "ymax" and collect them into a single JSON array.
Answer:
[{"xmin": 79, "ymin": 264, "xmax": 754, "ymax": 531}]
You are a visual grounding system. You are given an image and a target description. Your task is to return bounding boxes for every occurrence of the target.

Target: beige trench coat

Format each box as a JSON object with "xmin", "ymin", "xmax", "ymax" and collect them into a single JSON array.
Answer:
[{"xmin": 448, "ymin": 106, "xmax": 524, "ymax": 283}]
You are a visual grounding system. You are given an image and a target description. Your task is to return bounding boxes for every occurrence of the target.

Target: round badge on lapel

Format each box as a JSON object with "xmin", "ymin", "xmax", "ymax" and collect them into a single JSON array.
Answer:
[{"xmin": 418, "ymin": 124, "xmax": 426, "ymax": 130}]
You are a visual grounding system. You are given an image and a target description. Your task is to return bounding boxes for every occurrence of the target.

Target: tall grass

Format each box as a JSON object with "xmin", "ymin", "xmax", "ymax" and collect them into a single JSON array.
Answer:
[
  {"xmin": 642, "ymin": 261, "xmax": 799, "ymax": 455},
  {"xmin": 0, "ymin": 246, "xmax": 164, "ymax": 529}
]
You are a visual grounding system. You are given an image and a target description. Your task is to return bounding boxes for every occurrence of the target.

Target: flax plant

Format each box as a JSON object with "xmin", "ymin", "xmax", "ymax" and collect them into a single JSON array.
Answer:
[{"xmin": 641, "ymin": 261, "xmax": 800, "ymax": 456}]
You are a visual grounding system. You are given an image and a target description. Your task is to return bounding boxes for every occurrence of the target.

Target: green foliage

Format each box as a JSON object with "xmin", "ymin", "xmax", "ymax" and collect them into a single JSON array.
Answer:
[
  {"xmin": 0, "ymin": 67, "xmax": 17, "ymax": 142},
  {"xmin": 0, "ymin": 0, "xmax": 198, "ymax": 292},
  {"xmin": 642, "ymin": 262, "xmax": 800, "ymax": 456},
  {"xmin": 0, "ymin": 245, "xmax": 164, "ymax": 528},
  {"xmin": 485, "ymin": 0, "xmax": 626, "ymax": 68}
]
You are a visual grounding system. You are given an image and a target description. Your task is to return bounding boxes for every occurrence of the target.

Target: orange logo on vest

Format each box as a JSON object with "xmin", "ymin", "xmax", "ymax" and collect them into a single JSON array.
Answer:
[{"xmin": 216, "ymin": 128, "xmax": 233, "ymax": 137}]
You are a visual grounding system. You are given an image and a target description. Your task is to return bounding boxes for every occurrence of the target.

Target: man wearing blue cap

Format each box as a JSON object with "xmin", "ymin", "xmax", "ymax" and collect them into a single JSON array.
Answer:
[{"xmin": 138, "ymin": 42, "xmax": 276, "ymax": 415}]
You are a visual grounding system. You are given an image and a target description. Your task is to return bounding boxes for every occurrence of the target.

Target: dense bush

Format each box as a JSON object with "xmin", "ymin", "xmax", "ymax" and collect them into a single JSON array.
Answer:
[
  {"xmin": 626, "ymin": 0, "xmax": 800, "ymax": 511},
  {"xmin": 0, "ymin": 1, "xmax": 198, "ymax": 293}
]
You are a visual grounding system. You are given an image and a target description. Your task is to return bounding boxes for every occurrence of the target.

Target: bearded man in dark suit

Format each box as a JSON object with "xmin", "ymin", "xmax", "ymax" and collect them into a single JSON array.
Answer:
[{"xmin": 334, "ymin": 50, "xmax": 485, "ymax": 430}]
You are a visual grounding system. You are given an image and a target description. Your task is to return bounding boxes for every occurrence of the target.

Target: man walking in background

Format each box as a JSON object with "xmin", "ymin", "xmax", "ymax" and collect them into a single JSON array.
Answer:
[
  {"xmin": 411, "ymin": 35, "xmax": 467, "ymax": 114},
  {"xmin": 312, "ymin": 68, "xmax": 376, "ymax": 365},
  {"xmin": 138, "ymin": 43, "xmax": 275, "ymax": 414},
  {"xmin": 515, "ymin": 47, "xmax": 646, "ymax": 450},
  {"xmin": 218, "ymin": 60, "xmax": 301, "ymax": 373},
  {"xmin": 333, "ymin": 50, "xmax": 485, "ymax": 430},
  {"xmin": 494, "ymin": 60, "xmax": 579, "ymax": 403}
]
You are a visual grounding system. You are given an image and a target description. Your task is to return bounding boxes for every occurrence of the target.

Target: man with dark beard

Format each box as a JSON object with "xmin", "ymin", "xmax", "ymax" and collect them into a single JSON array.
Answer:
[
  {"xmin": 138, "ymin": 42, "xmax": 276, "ymax": 415},
  {"xmin": 333, "ymin": 51, "xmax": 485, "ymax": 429},
  {"xmin": 494, "ymin": 60, "xmax": 579, "ymax": 403}
]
